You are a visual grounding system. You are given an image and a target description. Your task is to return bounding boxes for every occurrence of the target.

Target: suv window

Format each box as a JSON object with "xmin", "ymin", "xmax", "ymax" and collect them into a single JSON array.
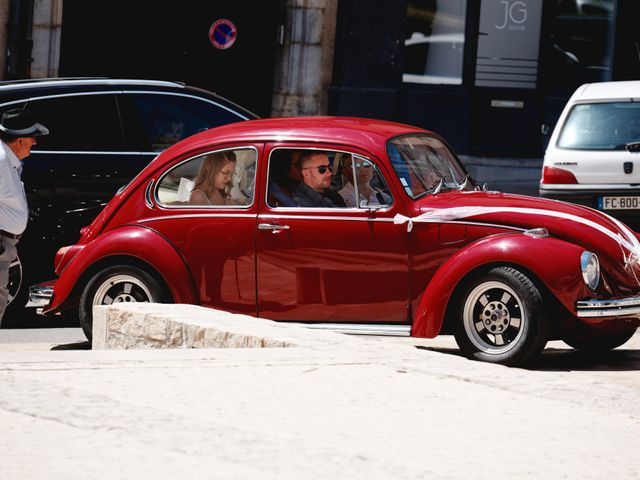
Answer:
[
  {"xmin": 129, "ymin": 93, "xmax": 247, "ymax": 152},
  {"xmin": 26, "ymin": 94, "xmax": 124, "ymax": 151},
  {"xmin": 557, "ymin": 102, "xmax": 640, "ymax": 150},
  {"xmin": 156, "ymin": 147, "xmax": 256, "ymax": 207}
]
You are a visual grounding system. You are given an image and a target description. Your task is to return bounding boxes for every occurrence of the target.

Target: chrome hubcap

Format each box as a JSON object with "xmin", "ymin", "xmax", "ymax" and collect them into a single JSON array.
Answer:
[
  {"xmin": 93, "ymin": 274, "xmax": 153, "ymax": 306},
  {"xmin": 463, "ymin": 281, "xmax": 525, "ymax": 354}
]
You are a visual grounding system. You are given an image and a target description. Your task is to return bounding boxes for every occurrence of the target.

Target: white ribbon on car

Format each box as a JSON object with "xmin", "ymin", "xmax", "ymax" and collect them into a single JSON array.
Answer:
[{"xmin": 394, "ymin": 207, "xmax": 640, "ymax": 282}]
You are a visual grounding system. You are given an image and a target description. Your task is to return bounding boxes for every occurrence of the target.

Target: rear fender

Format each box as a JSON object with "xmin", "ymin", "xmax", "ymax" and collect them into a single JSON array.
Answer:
[
  {"xmin": 411, "ymin": 233, "xmax": 586, "ymax": 338},
  {"xmin": 44, "ymin": 225, "xmax": 198, "ymax": 313}
]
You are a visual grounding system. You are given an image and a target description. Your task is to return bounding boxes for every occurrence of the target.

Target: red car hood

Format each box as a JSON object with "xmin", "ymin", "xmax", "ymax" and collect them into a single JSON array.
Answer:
[{"xmin": 399, "ymin": 191, "xmax": 640, "ymax": 289}]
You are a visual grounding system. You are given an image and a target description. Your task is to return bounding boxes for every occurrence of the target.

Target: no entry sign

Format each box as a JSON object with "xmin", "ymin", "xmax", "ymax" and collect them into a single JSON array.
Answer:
[{"xmin": 209, "ymin": 19, "xmax": 237, "ymax": 50}]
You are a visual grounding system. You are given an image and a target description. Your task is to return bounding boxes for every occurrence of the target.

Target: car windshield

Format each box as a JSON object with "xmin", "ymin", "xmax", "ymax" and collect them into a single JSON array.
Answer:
[
  {"xmin": 557, "ymin": 102, "xmax": 640, "ymax": 150},
  {"xmin": 387, "ymin": 134, "xmax": 469, "ymax": 199}
]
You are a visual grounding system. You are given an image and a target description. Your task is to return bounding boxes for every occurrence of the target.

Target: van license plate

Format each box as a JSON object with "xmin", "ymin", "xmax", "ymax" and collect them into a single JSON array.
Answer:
[{"xmin": 599, "ymin": 196, "xmax": 640, "ymax": 210}]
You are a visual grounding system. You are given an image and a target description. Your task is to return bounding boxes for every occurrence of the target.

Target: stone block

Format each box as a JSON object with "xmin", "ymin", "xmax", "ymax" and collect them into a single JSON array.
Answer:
[{"xmin": 93, "ymin": 303, "xmax": 355, "ymax": 351}]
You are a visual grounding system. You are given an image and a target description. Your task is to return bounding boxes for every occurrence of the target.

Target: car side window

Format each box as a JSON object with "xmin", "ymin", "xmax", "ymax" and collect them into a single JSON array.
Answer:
[
  {"xmin": 347, "ymin": 157, "xmax": 393, "ymax": 208},
  {"xmin": 267, "ymin": 148, "xmax": 357, "ymax": 209},
  {"xmin": 129, "ymin": 93, "xmax": 247, "ymax": 152},
  {"xmin": 156, "ymin": 147, "xmax": 256, "ymax": 208},
  {"xmin": 25, "ymin": 94, "xmax": 124, "ymax": 151}
]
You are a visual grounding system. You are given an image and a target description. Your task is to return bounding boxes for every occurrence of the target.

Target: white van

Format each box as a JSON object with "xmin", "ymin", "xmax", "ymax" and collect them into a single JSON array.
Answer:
[{"xmin": 540, "ymin": 81, "xmax": 640, "ymax": 227}]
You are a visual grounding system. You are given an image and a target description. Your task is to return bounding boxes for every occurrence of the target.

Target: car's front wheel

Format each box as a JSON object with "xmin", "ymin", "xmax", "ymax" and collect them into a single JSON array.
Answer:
[
  {"xmin": 79, "ymin": 265, "xmax": 167, "ymax": 341},
  {"xmin": 453, "ymin": 266, "xmax": 549, "ymax": 366},
  {"xmin": 563, "ymin": 328, "xmax": 636, "ymax": 353}
]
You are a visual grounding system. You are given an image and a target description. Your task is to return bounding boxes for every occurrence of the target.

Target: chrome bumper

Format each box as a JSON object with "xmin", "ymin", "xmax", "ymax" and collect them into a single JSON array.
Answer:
[
  {"xmin": 577, "ymin": 296, "xmax": 640, "ymax": 318},
  {"xmin": 25, "ymin": 284, "xmax": 54, "ymax": 312}
]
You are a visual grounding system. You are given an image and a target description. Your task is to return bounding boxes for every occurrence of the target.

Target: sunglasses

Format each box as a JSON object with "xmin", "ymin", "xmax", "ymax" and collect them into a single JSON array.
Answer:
[
  {"xmin": 303, "ymin": 164, "xmax": 331, "ymax": 174},
  {"xmin": 353, "ymin": 162, "xmax": 372, "ymax": 169}
]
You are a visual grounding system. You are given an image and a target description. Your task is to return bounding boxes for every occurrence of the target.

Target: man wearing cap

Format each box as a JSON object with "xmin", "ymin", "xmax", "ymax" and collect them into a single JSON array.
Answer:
[{"xmin": 0, "ymin": 109, "xmax": 49, "ymax": 324}]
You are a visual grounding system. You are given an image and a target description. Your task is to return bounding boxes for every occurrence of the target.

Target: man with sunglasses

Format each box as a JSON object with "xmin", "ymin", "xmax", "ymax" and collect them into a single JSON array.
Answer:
[{"xmin": 293, "ymin": 151, "xmax": 346, "ymax": 208}]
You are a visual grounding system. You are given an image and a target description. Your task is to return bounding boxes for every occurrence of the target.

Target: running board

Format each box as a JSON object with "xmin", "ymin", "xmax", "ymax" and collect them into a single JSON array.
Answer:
[{"xmin": 295, "ymin": 323, "xmax": 411, "ymax": 336}]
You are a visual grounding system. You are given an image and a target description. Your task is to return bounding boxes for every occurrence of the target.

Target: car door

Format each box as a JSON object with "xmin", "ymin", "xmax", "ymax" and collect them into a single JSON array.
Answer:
[
  {"xmin": 148, "ymin": 144, "xmax": 260, "ymax": 315},
  {"xmin": 256, "ymin": 144, "xmax": 410, "ymax": 323}
]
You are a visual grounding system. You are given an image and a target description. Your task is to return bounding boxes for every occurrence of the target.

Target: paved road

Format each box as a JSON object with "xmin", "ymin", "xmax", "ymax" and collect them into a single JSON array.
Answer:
[{"xmin": 2, "ymin": 327, "xmax": 640, "ymax": 479}]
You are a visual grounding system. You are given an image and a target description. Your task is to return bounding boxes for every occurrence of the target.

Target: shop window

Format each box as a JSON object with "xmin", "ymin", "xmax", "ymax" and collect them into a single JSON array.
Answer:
[
  {"xmin": 544, "ymin": 0, "xmax": 615, "ymax": 89},
  {"xmin": 403, "ymin": 0, "xmax": 467, "ymax": 85},
  {"xmin": 475, "ymin": 0, "xmax": 544, "ymax": 89}
]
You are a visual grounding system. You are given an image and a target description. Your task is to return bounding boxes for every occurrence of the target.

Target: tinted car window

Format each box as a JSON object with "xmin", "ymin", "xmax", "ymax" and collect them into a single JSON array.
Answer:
[
  {"xmin": 26, "ymin": 94, "xmax": 124, "ymax": 151},
  {"xmin": 557, "ymin": 102, "xmax": 640, "ymax": 150},
  {"xmin": 156, "ymin": 147, "xmax": 256, "ymax": 207},
  {"xmin": 130, "ymin": 93, "xmax": 247, "ymax": 152}
]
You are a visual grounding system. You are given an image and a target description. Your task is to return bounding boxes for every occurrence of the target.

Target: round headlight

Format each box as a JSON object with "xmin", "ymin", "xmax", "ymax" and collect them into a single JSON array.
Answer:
[{"xmin": 580, "ymin": 251, "xmax": 600, "ymax": 290}]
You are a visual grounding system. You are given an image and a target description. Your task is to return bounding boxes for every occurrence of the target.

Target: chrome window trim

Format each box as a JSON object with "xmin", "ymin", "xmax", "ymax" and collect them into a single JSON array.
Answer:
[
  {"xmin": 24, "ymin": 90, "xmax": 123, "ymax": 102},
  {"xmin": 265, "ymin": 146, "xmax": 394, "ymax": 211},
  {"xmin": 154, "ymin": 145, "xmax": 258, "ymax": 210},
  {"xmin": 0, "ymin": 99, "xmax": 29, "ymax": 108},
  {"xmin": 27, "ymin": 150, "xmax": 153, "ymax": 155},
  {"xmin": 138, "ymin": 213, "xmax": 258, "ymax": 223},
  {"xmin": 144, "ymin": 179, "xmax": 155, "ymax": 208},
  {"xmin": 123, "ymin": 90, "xmax": 252, "ymax": 120},
  {"xmin": 259, "ymin": 214, "xmax": 397, "ymax": 222}
]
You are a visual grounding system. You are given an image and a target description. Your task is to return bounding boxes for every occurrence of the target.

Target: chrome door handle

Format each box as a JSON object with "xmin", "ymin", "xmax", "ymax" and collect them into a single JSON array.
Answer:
[{"xmin": 258, "ymin": 223, "xmax": 290, "ymax": 233}]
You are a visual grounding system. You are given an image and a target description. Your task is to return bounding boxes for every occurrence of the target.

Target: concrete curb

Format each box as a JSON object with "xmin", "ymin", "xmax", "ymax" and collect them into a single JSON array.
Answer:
[{"xmin": 92, "ymin": 303, "xmax": 359, "ymax": 350}]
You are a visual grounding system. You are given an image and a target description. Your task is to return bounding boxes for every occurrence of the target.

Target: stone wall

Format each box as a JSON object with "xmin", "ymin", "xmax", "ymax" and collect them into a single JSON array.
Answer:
[{"xmin": 271, "ymin": 0, "xmax": 338, "ymax": 116}]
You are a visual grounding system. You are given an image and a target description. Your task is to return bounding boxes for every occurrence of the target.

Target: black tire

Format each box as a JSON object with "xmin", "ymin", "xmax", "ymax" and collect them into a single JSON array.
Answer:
[
  {"xmin": 563, "ymin": 328, "xmax": 636, "ymax": 353},
  {"xmin": 453, "ymin": 266, "xmax": 549, "ymax": 366},
  {"xmin": 79, "ymin": 265, "xmax": 167, "ymax": 341}
]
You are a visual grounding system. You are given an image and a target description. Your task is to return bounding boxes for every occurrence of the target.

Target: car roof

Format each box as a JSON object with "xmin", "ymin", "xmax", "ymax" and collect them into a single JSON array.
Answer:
[
  {"xmin": 184, "ymin": 116, "xmax": 428, "ymax": 147},
  {"xmin": 152, "ymin": 116, "xmax": 430, "ymax": 175},
  {"xmin": 0, "ymin": 77, "xmax": 259, "ymax": 119},
  {"xmin": 571, "ymin": 81, "xmax": 640, "ymax": 102}
]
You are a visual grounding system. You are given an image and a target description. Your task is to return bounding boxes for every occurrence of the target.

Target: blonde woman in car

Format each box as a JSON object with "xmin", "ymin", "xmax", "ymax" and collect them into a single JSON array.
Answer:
[{"xmin": 189, "ymin": 150, "xmax": 237, "ymax": 205}]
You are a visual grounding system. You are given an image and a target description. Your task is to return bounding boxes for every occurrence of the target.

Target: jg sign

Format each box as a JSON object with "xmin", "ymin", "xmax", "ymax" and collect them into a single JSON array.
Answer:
[
  {"xmin": 495, "ymin": 0, "xmax": 528, "ymax": 30},
  {"xmin": 475, "ymin": 0, "xmax": 542, "ymax": 89}
]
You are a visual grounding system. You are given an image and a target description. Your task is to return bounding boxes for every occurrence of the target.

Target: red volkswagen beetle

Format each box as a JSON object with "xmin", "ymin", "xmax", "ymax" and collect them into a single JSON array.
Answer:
[{"xmin": 36, "ymin": 117, "xmax": 640, "ymax": 365}]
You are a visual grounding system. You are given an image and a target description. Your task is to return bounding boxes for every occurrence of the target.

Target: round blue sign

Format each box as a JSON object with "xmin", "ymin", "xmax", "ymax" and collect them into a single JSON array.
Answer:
[{"xmin": 209, "ymin": 19, "xmax": 237, "ymax": 50}]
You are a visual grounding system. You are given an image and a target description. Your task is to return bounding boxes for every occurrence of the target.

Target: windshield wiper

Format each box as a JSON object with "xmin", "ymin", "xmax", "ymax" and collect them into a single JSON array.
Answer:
[
  {"xmin": 456, "ymin": 174, "xmax": 470, "ymax": 191},
  {"xmin": 431, "ymin": 177, "xmax": 444, "ymax": 195},
  {"xmin": 625, "ymin": 141, "xmax": 640, "ymax": 153}
]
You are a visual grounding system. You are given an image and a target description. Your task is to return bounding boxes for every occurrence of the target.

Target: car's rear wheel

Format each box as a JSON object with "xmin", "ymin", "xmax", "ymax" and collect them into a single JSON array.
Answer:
[
  {"xmin": 563, "ymin": 328, "xmax": 636, "ymax": 353},
  {"xmin": 453, "ymin": 266, "xmax": 549, "ymax": 366},
  {"xmin": 79, "ymin": 266, "xmax": 166, "ymax": 341}
]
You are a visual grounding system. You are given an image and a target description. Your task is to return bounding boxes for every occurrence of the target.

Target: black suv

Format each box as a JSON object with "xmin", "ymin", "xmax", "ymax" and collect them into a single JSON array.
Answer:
[{"xmin": 0, "ymin": 78, "xmax": 257, "ymax": 324}]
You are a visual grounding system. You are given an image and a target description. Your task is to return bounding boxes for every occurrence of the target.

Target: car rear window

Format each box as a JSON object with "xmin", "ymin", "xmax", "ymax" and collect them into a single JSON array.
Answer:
[{"xmin": 557, "ymin": 102, "xmax": 640, "ymax": 150}]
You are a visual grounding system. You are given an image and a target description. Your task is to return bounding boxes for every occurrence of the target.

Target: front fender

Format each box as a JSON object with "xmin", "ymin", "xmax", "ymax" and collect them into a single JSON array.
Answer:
[
  {"xmin": 411, "ymin": 233, "xmax": 586, "ymax": 338},
  {"xmin": 44, "ymin": 225, "xmax": 198, "ymax": 313}
]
